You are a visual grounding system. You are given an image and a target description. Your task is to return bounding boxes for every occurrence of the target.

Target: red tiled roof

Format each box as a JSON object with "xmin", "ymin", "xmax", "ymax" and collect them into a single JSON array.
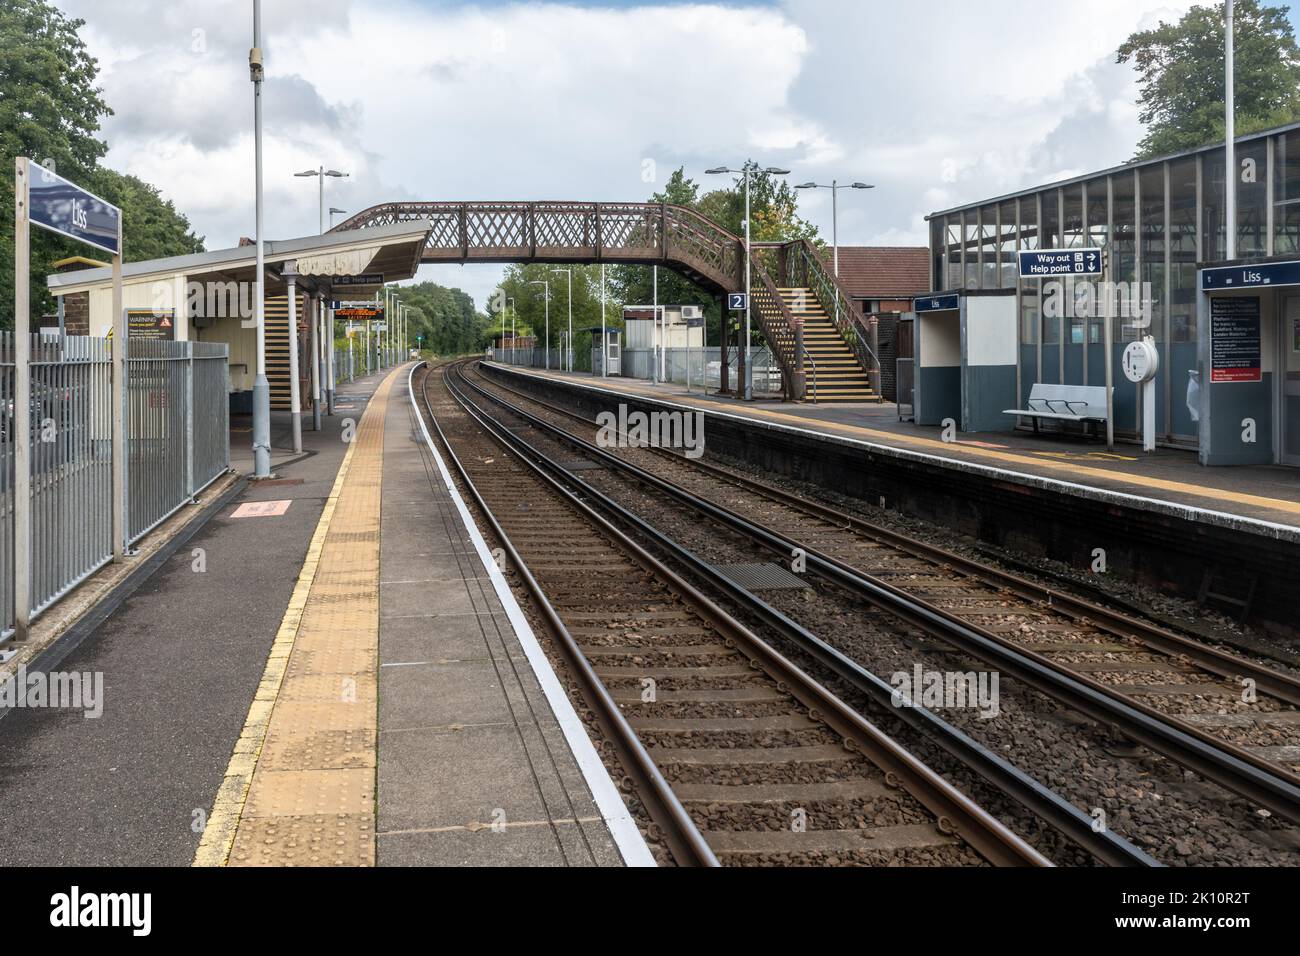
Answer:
[{"xmin": 821, "ymin": 246, "xmax": 930, "ymax": 299}]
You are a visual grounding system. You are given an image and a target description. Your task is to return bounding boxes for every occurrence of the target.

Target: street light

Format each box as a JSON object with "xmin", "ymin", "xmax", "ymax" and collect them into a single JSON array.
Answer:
[
  {"xmin": 249, "ymin": 0, "xmax": 271, "ymax": 478},
  {"xmin": 294, "ymin": 166, "xmax": 349, "ymax": 233},
  {"xmin": 550, "ymin": 268, "xmax": 573, "ymax": 372},
  {"xmin": 529, "ymin": 279, "xmax": 550, "ymax": 370},
  {"xmin": 706, "ymin": 162, "xmax": 790, "ymax": 400},
  {"xmin": 794, "ymin": 181, "xmax": 874, "ymax": 277},
  {"xmin": 329, "ymin": 206, "xmax": 347, "ymax": 229}
]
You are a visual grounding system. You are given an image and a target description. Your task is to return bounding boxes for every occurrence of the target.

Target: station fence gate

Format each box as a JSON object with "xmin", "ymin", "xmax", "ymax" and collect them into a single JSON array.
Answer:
[{"xmin": 1, "ymin": 334, "xmax": 230, "ymax": 640}]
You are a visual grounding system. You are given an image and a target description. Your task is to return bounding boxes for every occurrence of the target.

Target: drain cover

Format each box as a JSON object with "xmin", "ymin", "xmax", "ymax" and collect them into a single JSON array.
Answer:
[{"xmin": 712, "ymin": 563, "xmax": 811, "ymax": 591}]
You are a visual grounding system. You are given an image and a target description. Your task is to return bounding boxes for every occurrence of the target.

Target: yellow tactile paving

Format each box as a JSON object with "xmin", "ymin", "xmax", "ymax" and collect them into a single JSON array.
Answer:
[
  {"xmin": 526, "ymin": 370, "xmax": 1300, "ymax": 522},
  {"xmin": 193, "ymin": 368, "xmax": 402, "ymax": 868}
]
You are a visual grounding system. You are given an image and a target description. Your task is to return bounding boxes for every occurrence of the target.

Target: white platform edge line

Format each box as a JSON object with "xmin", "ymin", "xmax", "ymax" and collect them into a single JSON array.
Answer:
[
  {"xmin": 405, "ymin": 365, "xmax": 656, "ymax": 868},
  {"xmin": 491, "ymin": 363, "xmax": 1300, "ymax": 540}
]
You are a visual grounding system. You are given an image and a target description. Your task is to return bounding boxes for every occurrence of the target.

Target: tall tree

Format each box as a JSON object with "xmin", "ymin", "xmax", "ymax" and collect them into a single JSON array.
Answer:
[
  {"xmin": 1, "ymin": 0, "xmax": 206, "ymax": 328},
  {"xmin": 383, "ymin": 280, "xmax": 488, "ymax": 356},
  {"xmin": 1118, "ymin": 0, "xmax": 1300, "ymax": 159}
]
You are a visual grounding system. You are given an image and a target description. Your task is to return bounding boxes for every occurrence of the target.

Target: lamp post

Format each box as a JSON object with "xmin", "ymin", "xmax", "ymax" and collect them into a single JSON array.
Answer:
[
  {"xmin": 329, "ymin": 206, "xmax": 347, "ymax": 229},
  {"xmin": 250, "ymin": 0, "xmax": 271, "ymax": 478},
  {"xmin": 794, "ymin": 180, "xmax": 874, "ymax": 278},
  {"xmin": 1226, "ymin": 0, "xmax": 1236, "ymax": 261},
  {"xmin": 529, "ymin": 279, "xmax": 550, "ymax": 369},
  {"xmin": 550, "ymin": 268, "xmax": 573, "ymax": 371},
  {"xmin": 294, "ymin": 166, "xmax": 349, "ymax": 234},
  {"xmin": 706, "ymin": 162, "xmax": 789, "ymax": 400}
]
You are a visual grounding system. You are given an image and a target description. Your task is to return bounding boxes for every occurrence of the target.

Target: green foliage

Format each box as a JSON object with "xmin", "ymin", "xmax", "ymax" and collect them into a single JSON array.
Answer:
[
  {"xmin": 384, "ymin": 280, "xmax": 488, "ymax": 355},
  {"xmin": 1, "ymin": 0, "xmax": 205, "ymax": 328},
  {"xmin": 1118, "ymin": 0, "xmax": 1300, "ymax": 159},
  {"xmin": 606, "ymin": 164, "xmax": 820, "ymax": 345},
  {"xmin": 488, "ymin": 262, "xmax": 620, "ymax": 358}
]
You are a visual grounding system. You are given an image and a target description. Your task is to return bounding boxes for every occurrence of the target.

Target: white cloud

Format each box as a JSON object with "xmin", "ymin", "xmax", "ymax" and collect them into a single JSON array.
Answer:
[{"xmin": 60, "ymin": 0, "xmax": 1207, "ymax": 307}]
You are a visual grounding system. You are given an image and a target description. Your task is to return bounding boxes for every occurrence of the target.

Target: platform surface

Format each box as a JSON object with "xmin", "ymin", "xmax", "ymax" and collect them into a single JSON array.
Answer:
[
  {"xmin": 203, "ymin": 364, "xmax": 630, "ymax": 867},
  {"xmin": 491, "ymin": 364, "xmax": 1300, "ymax": 532}
]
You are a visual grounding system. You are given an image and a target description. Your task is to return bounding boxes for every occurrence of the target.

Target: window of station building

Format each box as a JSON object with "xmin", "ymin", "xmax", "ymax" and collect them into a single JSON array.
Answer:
[
  {"xmin": 1041, "ymin": 189, "xmax": 1061, "ymax": 251},
  {"xmin": 980, "ymin": 205, "xmax": 999, "ymax": 289},
  {"xmin": 1169, "ymin": 157, "xmax": 1198, "ymax": 343},
  {"xmin": 1236, "ymin": 138, "xmax": 1268, "ymax": 259},
  {"xmin": 998, "ymin": 199, "xmax": 1018, "ymax": 287},
  {"xmin": 1112, "ymin": 170, "xmax": 1137, "ymax": 341},
  {"xmin": 1018, "ymin": 194, "xmax": 1038, "ymax": 252},
  {"xmin": 1275, "ymin": 130, "xmax": 1300, "ymax": 254},
  {"xmin": 1063, "ymin": 185, "xmax": 1084, "ymax": 247},
  {"xmin": 930, "ymin": 217, "xmax": 945, "ymax": 291},
  {"xmin": 1021, "ymin": 281, "xmax": 1039, "ymax": 344},
  {"xmin": 1202, "ymin": 150, "xmax": 1226, "ymax": 262},
  {"xmin": 1138, "ymin": 164, "xmax": 1166, "ymax": 342},
  {"xmin": 946, "ymin": 217, "xmax": 962, "ymax": 289},
  {"xmin": 963, "ymin": 211, "xmax": 980, "ymax": 289},
  {"xmin": 1085, "ymin": 177, "xmax": 1109, "ymax": 248}
]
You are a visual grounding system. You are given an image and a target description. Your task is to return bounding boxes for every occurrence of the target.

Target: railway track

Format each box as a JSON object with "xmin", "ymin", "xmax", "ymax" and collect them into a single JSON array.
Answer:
[
  {"xmin": 463, "ymin": 360, "xmax": 1300, "ymax": 830},
  {"xmin": 415, "ymin": 361, "xmax": 1049, "ymax": 867}
]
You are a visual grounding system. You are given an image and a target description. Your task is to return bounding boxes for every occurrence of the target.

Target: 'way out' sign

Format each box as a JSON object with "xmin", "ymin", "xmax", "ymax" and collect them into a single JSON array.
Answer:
[
  {"xmin": 26, "ymin": 160, "xmax": 121, "ymax": 255},
  {"xmin": 1018, "ymin": 248, "xmax": 1102, "ymax": 278}
]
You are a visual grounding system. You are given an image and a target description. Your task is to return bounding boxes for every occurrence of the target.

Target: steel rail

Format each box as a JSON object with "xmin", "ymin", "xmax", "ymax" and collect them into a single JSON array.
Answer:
[
  {"xmin": 442, "ymin": 361, "xmax": 1050, "ymax": 868},
  {"xmin": 462, "ymin": 362, "xmax": 1300, "ymax": 826},
  {"xmin": 416, "ymin": 363, "xmax": 718, "ymax": 867},
  {"xmin": 451, "ymin": 363, "xmax": 1153, "ymax": 866},
  {"xmin": 478, "ymin": 364, "xmax": 1300, "ymax": 706}
]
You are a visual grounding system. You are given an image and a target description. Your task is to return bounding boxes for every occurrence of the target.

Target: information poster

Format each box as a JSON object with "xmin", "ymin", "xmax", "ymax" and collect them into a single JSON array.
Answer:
[{"xmin": 1210, "ymin": 297, "xmax": 1261, "ymax": 383}]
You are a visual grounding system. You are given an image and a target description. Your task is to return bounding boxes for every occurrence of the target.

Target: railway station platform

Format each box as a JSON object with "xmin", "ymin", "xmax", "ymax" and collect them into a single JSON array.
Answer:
[
  {"xmin": 0, "ymin": 363, "xmax": 641, "ymax": 867},
  {"xmin": 484, "ymin": 364, "xmax": 1300, "ymax": 533}
]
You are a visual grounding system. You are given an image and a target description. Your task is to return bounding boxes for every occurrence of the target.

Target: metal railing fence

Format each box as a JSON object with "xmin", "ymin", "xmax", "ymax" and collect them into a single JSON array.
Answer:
[{"xmin": 1, "ymin": 334, "xmax": 229, "ymax": 640}]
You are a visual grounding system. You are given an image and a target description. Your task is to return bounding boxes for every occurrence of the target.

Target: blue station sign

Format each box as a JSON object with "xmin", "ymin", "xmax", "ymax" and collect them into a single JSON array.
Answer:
[
  {"xmin": 1201, "ymin": 259, "xmax": 1300, "ymax": 291},
  {"xmin": 26, "ymin": 160, "xmax": 121, "ymax": 256},
  {"xmin": 728, "ymin": 292, "xmax": 748, "ymax": 311},
  {"xmin": 914, "ymin": 294, "xmax": 959, "ymax": 313},
  {"xmin": 1018, "ymin": 247, "xmax": 1102, "ymax": 277}
]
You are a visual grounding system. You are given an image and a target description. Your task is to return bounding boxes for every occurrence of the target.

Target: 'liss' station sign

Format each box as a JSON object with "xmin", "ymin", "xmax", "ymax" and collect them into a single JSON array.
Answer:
[
  {"xmin": 1201, "ymin": 259, "xmax": 1300, "ymax": 291},
  {"xmin": 27, "ymin": 160, "xmax": 121, "ymax": 255}
]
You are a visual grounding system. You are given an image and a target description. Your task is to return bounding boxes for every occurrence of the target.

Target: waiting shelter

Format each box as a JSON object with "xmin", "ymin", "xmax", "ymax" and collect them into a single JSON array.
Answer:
[{"xmin": 911, "ymin": 289, "xmax": 1018, "ymax": 432}]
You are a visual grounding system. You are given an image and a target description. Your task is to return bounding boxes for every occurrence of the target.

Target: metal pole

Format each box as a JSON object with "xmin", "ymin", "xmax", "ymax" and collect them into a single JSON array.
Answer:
[
  {"xmin": 286, "ymin": 270, "xmax": 302, "ymax": 453},
  {"xmin": 13, "ymin": 158, "xmax": 31, "ymax": 636},
  {"xmin": 744, "ymin": 163, "xmax": 752, "ymax": 401},
  {"xmin": 601, "ymin": 263, "xmax": 607, "ymax": 377},
  {"xmin": 111, "ymin": 201, "xmax": 125, "ymax": 555},
  {"xmin": 325, "ymin": 299, "xmax": 335, "ymax": 413},
  {"xmin": 310, "ymin": 294, "xmax": 321, "ymax": 430},
  {"xmin": 567, "ymin": 272, "xmax": 573, "ymax": 371},
  {"xmin": 652, "ymin": 265, "xmax": 659, "ymax": 384},
  {"xmin": 250, "ymin": 0, "xmax": 271, "ymax": 478},
  {"xmin": 832, "ymin": 180, "xmax": 840, "ymax": 331},
  {"xmin": 1104, "ymin": 247, "xmax": 1115, "ymax": 449},
  {"xmin": 544, "ymin": 284, "xmax": 549, "ymax": 370},
  {"xmin": 1225, "ymin": 0, "xmax": 1236, "ymax": 261},
  {"xmin": 318, "ymin": 166, "xmax": 324, "ymax": 235}
]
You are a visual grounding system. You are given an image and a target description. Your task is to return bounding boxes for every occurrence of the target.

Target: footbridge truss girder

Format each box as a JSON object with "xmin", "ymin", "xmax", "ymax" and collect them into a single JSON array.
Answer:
[{"xmin": 331, "ymin": 201, "xmax": 744, "ymax": 295}]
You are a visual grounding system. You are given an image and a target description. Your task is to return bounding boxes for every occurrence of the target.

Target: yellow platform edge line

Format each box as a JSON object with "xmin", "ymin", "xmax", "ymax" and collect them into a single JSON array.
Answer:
[{"xmin": 192, "ymin": 371, "xmax": 397, "ymax": 867}]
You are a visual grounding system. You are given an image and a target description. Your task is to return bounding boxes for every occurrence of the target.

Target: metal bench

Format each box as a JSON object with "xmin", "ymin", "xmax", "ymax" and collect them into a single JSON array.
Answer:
[{"xmin": 1004, "ymin": 383, "xmax": 1111, "ymax": 435}]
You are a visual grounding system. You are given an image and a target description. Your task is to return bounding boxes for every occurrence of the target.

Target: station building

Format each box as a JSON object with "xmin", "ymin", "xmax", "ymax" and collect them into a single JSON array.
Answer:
[
  {"xmin": 924, "ymin": 121, "xmax": 1300, "ymax": 467},
  {"xmin": 45, "ymin": 221, "xmax": 431, "ymax": 411}
]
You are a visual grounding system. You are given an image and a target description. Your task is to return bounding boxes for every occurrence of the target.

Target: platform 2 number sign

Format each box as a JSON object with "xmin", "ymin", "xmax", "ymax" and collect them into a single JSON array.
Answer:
[{"xmin": 728, "ymin": 293, "xmax": 748, "ymax": 311}]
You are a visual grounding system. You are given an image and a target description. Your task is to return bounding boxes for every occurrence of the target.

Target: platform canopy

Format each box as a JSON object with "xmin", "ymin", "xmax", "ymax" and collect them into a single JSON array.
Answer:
[{"xmin": 47, "ymin": 219, "xmax": 433, "ymax": 300}]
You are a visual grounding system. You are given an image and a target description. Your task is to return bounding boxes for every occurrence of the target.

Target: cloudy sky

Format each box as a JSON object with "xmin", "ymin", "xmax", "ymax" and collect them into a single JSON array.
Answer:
[{"xmin": 58, "ymin": 0, "xmax": 1280, "ymax": 308}]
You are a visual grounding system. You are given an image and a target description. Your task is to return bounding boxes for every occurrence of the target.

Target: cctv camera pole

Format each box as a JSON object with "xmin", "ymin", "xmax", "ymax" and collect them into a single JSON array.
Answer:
[{"xmin": 250, "ymin": 0, "xmax": 271, "ymax": 478}]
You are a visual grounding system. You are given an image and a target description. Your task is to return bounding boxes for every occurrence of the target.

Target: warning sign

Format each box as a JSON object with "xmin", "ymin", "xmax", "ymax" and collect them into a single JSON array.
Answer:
[
  {"xmin": 1210, "ymin": 297, "xmax": 1262, "ymax": 384},
  {"xmin": 109, "ymin": 308, "xmax": 177, "ymax": 340}
]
